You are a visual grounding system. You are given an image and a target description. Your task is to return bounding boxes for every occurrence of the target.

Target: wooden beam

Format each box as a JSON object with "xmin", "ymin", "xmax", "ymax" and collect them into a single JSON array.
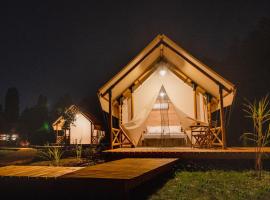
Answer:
[
  {"xmin": 193, "ymin": 83, "xmax": 198, "ymax": 121},
  {"xmin": 119, "ymin": 96, "xmax": 123, "ymax": 126},
  {"xmin": 206, "ymin": 93, "xmax": 212, "ymax": 128},
  {"xmin": 108, "ymin": 89, "xmax": 113, "ymax": 149},
  {"xmin": 102, "ymin": 41, "xmax": 162, "ymax": 96},
  {"xmin": 162, "ymin": 41, "xmax": 231, "ymax": 93},
  {"xmin": 130, "ymin": 86, "xmax": 134, "ymax": 119},
  {"xmin": 90, "ymin": 122, "xmax": 93, "ymax": 144},
  {"xmin": 219, "ymin": 85, "xmax": 226, "ymax": 149}
]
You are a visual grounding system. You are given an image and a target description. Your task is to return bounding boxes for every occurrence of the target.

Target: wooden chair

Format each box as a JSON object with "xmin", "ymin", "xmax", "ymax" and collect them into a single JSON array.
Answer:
[{"xmin": 190, "ymin": 124, "xmax": 212, "ymax": 148}]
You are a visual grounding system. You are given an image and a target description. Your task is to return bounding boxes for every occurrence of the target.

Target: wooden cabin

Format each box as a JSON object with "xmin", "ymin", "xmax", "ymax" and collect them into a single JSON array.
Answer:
[
  {"xmin": 98, "ymin": 34, "xmax": 236, "ymax": 149},
  {"xmin": 52, "ymin": 105, "xmax": 105, "ymax": 145}
]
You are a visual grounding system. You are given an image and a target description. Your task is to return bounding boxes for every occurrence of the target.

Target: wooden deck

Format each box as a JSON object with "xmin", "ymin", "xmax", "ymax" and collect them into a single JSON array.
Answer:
[
  {"xmin": 0, "ymin": 165, "xmax": 83, "ymax": 178},
  {"xmin": 0, "ymin": 158, "xmax": 178, "ymax": 198},
  {"xmin": 61, "ymin": 158, "xmax": 178, "ymax": 189},
  {"xmin": 104, "ymin": 147, "xmax": 270, "ymax": 159}
]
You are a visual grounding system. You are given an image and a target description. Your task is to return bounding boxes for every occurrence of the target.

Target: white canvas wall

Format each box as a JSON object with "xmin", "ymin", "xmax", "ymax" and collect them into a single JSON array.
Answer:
[
  {"xmin": 70, "ymin": 113, "xmax": 92, "ymax": 144},
  {"xmin": 121, "ymin": 67, "xmax": 208, "ymax": 146}
]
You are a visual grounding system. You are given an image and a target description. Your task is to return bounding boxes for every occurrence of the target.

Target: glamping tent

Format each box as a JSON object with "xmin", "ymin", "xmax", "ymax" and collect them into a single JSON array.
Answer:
[
  {"xmin": 52, "ymin": 105, "xmax": 105, "ymax": 145},
  {"xmin": 98, "ymin": 34, "xmax": 236, "ymax": 149}
]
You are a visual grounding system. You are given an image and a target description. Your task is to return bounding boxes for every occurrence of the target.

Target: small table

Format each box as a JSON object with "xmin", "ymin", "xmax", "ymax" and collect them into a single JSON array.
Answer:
[{"xmin": 190, "ymin": 125, "xmax": 211, "ymax": 148}]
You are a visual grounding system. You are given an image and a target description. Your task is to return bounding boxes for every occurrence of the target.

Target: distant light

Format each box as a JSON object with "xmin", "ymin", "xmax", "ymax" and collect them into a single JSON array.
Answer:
[
  {"xmin": 160, "ymin": 92, "xmax": 166, "ymax": 97},
  {"xmin": 76, "ymin": 114, "xmax": 80, "ymax": 118},
  {"xmin": 159, "ymin": 69, "xmax": 167, "ymax": 76}
]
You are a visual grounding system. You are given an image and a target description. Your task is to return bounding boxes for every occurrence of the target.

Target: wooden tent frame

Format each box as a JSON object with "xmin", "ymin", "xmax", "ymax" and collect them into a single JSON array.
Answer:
[{"xmin": 99, "ymin": 34, "xmax": 235, "ymax": 149}]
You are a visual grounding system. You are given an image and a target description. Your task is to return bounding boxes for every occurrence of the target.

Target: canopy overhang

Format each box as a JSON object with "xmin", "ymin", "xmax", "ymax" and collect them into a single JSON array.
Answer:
[{"xmin": 98, "ymin": 34, "xmax": 236, "ymax": 117}]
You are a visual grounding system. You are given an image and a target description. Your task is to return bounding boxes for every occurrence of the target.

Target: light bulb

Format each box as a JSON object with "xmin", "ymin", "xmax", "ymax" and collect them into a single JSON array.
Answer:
[
  {"xmin": 159, "ymin": 69, "xmax": 167, "ymax": 76},
  {"xmin": 160, "ymin": 92, "xmax": 166, "ymax": 97}
]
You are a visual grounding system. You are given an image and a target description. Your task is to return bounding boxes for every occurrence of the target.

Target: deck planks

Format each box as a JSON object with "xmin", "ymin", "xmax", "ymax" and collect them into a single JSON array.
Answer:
[
  {"xmin": 62, "ymin": 158, "xmax": 178, "ymax": 180},
  {"xmin": 104, "ymin": 147, "xmax": 270, "ymax": 159},
  {"xmin": 0, "ymin": 166, "xmax": 83, "ymax": 178}
]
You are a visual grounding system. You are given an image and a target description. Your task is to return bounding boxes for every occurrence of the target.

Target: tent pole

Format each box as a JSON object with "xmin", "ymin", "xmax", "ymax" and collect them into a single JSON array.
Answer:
[
  {"xmin": 109, "ymin": 89, "xmax": 113, "ymax": 149},
  {"xmin": 219, "ymin": 85, "xmax": 226, "ymax": 149},
  {"xmin": 193, "ymin": 83, "xmax": 198, "ymax": 121},
  {"xmin": 130, "ymin": 86, "xmax": 134, "ymax": 120},
  {"xmin": 91, "ymin": 122, "xmax": 93, "ymax": 144},
  {"xmin": 207, "ymin": 94, "xmax": 212, "ymax": 128}
]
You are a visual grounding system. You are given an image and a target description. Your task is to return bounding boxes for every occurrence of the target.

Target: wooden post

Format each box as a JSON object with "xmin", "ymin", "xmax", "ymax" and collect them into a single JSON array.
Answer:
[
  {"xmin": 193, "ymin": 83, "xmax": 198, "ymax": 121},
  {"xmin": 130, "ymin": 86, "xmax": 134, "ymax": 120},
  {"xmin": 109, "ymin": 89, "xmax": 113, "ymax": 149},
  {"xmin": 207, "ymin": 94, "xmax": 212, "ymax": 128},
  {"xmin": 219, "ymin": 85, "xmax": 226, "ymax": 149},
  {"xmin": 90, "ymin": 122, "xmax": 93, "ymax": 144},
  {"xmin": 119, "ymin": 97, "xmax": 123, "ymax": 126}
]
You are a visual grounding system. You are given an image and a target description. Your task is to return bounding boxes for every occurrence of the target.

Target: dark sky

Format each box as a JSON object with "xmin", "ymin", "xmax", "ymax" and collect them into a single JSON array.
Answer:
[{"xmin": 1, "ymin": 0, "xmax": 270, "ymax": 110}]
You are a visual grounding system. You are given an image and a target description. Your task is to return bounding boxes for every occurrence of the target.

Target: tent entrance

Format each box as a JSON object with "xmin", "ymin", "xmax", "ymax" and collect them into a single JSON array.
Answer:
[{"xmin": 140, "ymin": 87, "xmax": 190, "ymax": 147}]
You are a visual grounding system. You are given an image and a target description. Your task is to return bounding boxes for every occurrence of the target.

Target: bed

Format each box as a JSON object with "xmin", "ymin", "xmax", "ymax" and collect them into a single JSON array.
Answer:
[{"xmin": 142, "ymin": 126, "xmax": 188, "ymax": 146}]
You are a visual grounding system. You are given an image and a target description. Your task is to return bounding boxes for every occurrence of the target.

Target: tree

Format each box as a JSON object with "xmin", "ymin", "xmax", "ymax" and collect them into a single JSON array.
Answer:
[
  {"xmin": 50, "ymin": 94, "xmax": 73, "ymax": 120},
  {"xmin": 19, "ymin": 94, "xmax": 54, "ymax": 145},
  {"xmin": 4, "ymin": 87, "xmax": 19, "ymax": 124}
]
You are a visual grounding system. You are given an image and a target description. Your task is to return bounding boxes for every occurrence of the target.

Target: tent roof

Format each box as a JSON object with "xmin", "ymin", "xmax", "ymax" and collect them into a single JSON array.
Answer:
[
  {"xmin": 52, "ymin": 105, "xmax": 103, "ymax": 131},
  {"xmin": 98, "ymin": 34, "xmax": 236, "ymax": 114}
]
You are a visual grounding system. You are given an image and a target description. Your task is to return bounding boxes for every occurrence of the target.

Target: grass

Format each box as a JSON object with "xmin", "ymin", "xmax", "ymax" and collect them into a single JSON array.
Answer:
[
  {"xmin": 0, "ymin": 149, "xmax": 15, "ymax": 156},
  {"xmin": 0, "ymin": 148, "xmax": 37, "ymax": 166},
  {"xmin": 149, "ymin": 170, "xmax": 270, "ymax": 200}
]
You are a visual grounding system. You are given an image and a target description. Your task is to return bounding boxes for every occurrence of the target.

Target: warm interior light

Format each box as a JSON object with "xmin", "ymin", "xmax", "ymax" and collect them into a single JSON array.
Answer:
[
  {"xmin": 159, "ymin": 92, "xmax": 166, "ymax": 97},
  {"xmin": 159, "ymin": 69, "xmax": 167, "ymax": 76}
]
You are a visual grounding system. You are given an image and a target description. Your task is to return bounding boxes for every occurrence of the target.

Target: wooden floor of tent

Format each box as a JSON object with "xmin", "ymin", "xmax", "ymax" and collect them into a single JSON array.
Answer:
[
  {"xmin": 0, "ymin": 158, "xmax": 178, "ymax": 198},
  {"xmin": 104, "ymin": 147, "xmax": 270, "ymax": 159}
]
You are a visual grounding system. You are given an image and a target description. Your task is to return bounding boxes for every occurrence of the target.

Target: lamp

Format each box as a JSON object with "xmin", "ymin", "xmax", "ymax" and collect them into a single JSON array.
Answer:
[
  {"xmin": 160, "ymin": 92, "xmax": 166, "ymax": 97},
  {"xmin": 159, "ymin": 68, "xmax": 167, "ymax": 76}
]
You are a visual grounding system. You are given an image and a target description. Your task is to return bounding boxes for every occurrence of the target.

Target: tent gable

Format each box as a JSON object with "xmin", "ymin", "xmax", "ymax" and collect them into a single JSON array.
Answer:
[{"xmin": 98, "ymin": 34, "xmax": 236, "ymax": 115}]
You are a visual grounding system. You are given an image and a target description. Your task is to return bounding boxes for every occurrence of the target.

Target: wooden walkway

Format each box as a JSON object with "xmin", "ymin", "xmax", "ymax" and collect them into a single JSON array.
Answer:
[
  {"xmin": 0, "ymin": 165, "xmax": 83, "ymax": 178},
  {"xmin": 104, "ymin": 147, "xmax": 270, "ymax": 159},
  {"xmin": 0, "ymin": 158, "xmax": 178, "ymax": 198}
]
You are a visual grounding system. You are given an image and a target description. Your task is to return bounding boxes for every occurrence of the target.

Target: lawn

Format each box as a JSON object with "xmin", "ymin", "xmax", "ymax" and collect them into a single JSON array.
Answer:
[
  {"xmin": 149, "ymin": 170, "xmax": 270, "ymax": 200},
  {"xmin": 0, "ymin": 148, "xmax": 37, "ymax": 166}
]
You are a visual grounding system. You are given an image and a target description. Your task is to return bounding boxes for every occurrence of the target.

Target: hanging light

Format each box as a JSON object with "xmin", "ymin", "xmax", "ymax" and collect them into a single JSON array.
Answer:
[
  {"xmin": 160, "ymin": 92, "xmax": 166, "ymax": 97},
  {"xmin": 159, "ymin": 68, "xmax": 167, "ymax": 76}
]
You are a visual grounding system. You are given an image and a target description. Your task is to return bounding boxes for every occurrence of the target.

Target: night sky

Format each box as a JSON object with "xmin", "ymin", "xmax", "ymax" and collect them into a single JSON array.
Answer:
[{"xmin": 1, "ymin": 1, "xmax": 270, "ymax": 115}]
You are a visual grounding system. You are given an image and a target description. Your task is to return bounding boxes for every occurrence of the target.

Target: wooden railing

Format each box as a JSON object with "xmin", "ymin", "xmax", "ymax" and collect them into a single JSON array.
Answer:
[
  {"xmin": 56, "ymin": 136, "xmax": 65, "ymax": 144},
  {"xmin": 112, "ymin": 128, "xmax": 134, "ymax": 148},
  {"xmin": 191, "ymin": 125, "xmax": 223, "ymax": 148}
]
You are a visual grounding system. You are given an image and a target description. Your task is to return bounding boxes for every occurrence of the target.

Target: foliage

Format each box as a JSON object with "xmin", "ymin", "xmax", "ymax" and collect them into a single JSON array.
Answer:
[
  {"xmin": 61, "ymin": 108, "xmax": 76, "ymax": 131},
  {"xmin": 50, "ymin": 94, "xmax": 73, "ymax": 120},
  {"xmin": 38, "ymin": 145, "xmax": 64, "ymax": 166},
  {"xmin": 149, "ymin": 170, "xmax": 270, "ymax": 200},
  {"xmin": 4, "ymin": 87, "xmax": 19, "ymax": 124},
  {"xmin": 74, "ymin": 142, "xmax": 83, "ymax": 159},
  {"xmin": 19, "ymin": 95, "xmax": 54, "ymax": 145},
  {"xmin": 241, "ymin": 95, "xmax": 270, "ymax": 178},
  {"xmin": 84, "ymin": 146, "xmax": 98, "ymax": 162}
]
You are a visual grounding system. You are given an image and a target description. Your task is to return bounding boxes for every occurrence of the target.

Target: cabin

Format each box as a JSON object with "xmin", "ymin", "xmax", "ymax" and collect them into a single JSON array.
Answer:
[
  {"xmin": 98, "ymin": 34, "xmax": 236, "ymax": 149},
  {"xmin": 52, "ymin": 105, "xmax": 105, "ymax": 145}
]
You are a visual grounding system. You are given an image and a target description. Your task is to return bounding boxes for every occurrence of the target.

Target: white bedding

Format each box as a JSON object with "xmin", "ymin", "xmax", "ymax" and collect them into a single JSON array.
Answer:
[{"xmin": 144, "ymin": 126, "xmax": 187, "ymax": 139}]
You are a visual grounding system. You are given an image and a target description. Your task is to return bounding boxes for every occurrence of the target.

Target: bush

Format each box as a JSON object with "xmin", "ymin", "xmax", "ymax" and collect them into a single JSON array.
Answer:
[{"xmin": 38, "ymin": 145, "xmax": 64, "ymax": 166}]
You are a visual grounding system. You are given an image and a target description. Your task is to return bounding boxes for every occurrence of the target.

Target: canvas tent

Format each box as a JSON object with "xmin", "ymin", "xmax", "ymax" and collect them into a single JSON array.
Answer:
[
  {"xmin": 52, "ymin": 105, "xmax": 105, "ymax": 145},
  {"xmin": 98, "ymin": 34, "xmax": 236, "ymax": 149}
]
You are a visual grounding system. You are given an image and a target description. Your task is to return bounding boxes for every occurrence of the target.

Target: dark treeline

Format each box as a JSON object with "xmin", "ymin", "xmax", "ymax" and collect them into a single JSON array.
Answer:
[{"xmin": 0, "ymin": 89, "xmax": 75, "ymax": 145}]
